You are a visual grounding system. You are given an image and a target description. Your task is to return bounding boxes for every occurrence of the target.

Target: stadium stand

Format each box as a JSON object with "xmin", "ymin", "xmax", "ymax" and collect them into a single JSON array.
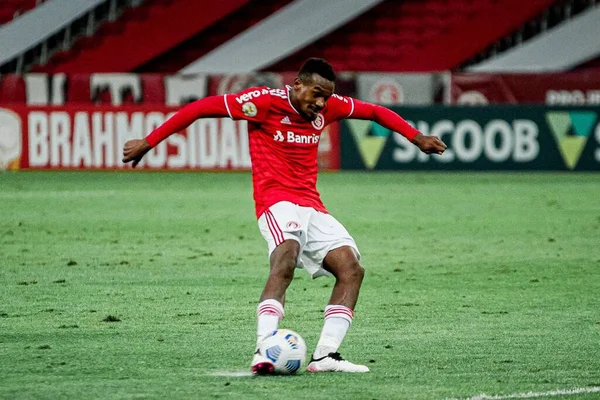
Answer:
[
  {"xmin": 137, "ymin": 0, "xmax": 294, "ymax": 73},
  {"xmin": 34, "ymin": 0, "xmax": 251, "ymax": 73},
  {"xmin": 179, "ymin": 0, "xmax": 386, "ymax": 74},
  {"xmin": 0, "ymin": 0, "xmax": 40, "ymax": 25},
  {"xmin": 468, "ymin": 5, "xmax": 600, "ymax": 72},
  {"xmin": 462, "ymin": 0, "xmax": 598, "ymax": 69},
  {"xmin": 2, "ymin": 0, "xmax": 595, "ymax": 75},
  {"xmin": 266, "ymin": 0, "xmax": 558, "ymax": 71},
  {"xmin": 0, "ymin": 0, "xmax": 598, "ymax": 107}
]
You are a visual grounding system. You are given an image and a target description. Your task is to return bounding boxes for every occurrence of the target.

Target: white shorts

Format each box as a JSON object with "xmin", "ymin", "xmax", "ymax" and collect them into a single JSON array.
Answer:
[{"xmin": 257, "ymin": 201, "xmax": 360, "ymax": 278}]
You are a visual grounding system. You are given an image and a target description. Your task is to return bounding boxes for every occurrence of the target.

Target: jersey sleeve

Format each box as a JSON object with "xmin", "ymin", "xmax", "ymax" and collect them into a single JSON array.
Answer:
[
  {"xmin": 326, "ymin": 94, "xmax": 355, "ymax": 122},
  {"xmin": 223, "ymin": 86, "xmax": 272, "ymax": 123},
  {"xmin": 349, "ymin": 98, "xmax": 420, "ymax": 141},
  {"xmin": 145, "ymin": 95, "xmax": 230, "ymax": 147}
]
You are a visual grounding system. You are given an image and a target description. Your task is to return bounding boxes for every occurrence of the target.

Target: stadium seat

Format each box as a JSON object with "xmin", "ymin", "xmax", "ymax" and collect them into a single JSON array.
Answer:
[
  {"xmin": 92, "ymin": 87, "xmax": 113, "ymax": 104},
  {"xmin": 0, "ymin": 0, "xmax": 38, "ymax": 24},
  {"xmin": 0, "ymin": 75, "xmax": 27, "ymax": 103},
  {"xmin": 141, "ymin": 74, "xmax": 166, "ymax": 104},
  {"xmin": 67, "ymin": 74, "xmax": 92, "ymax": 103},
  {"xmin": 0, "ymin": 10, "xmax": 15, "ymax": 24}
]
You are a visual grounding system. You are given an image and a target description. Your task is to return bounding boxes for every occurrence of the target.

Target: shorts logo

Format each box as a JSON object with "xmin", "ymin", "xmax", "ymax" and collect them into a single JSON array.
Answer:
[
  {"xmin": 311, "ymin": 113, "xmax": 324, "ymax": 130},
  {"xmin": 286, "ymin": 221, "xmax": 301, "ymax": 229},
  {"xmin": 242, "ymin": 102, "xmax": 258, "ymax": 117}
]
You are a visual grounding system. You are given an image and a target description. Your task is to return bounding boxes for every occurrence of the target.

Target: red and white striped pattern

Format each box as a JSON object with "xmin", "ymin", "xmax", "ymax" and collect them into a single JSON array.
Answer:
[
  {"xmin": 324, "ymin": 305, "xmax": 354, "ymax": 324},
  {"xmin": 264, "ymin": 210, "xmax": 284, "ymax": 246},
  {"xmin": 257, "ymin": 299, "xmax": 284, "ymax": 319}
]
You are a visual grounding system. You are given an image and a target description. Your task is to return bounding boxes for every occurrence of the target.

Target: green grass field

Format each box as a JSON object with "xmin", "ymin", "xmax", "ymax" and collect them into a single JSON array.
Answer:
[{"xmin": 1, "ymin": 171, "xmax": 599, "ymax": 400}]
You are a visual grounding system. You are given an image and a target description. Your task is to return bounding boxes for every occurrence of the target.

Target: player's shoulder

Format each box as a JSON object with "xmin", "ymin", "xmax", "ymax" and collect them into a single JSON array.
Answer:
[
  {"xmin": 226, "ymin": 86, "xmax": 287, "ymax": 121},
  {"xmin": 325, "ymin": 93, "xmax": 354, "ymax": 116},
  {"xmin": 229, "ymin": 86, "xmax": 287, "ymax": 106},
  {"xmin": 329, "ymin": 93, "xmax": 352, "ymax": 105}
]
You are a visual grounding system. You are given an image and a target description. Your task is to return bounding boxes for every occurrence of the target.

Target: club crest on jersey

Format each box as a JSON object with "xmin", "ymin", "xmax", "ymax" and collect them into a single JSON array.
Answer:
[
  {"xmin": 311, "ymin": 113, "xmax": 324, "ymax": 130},
  {"xmin": 242, "ymin": 102, "xmax": 257, "ymax": 117}
]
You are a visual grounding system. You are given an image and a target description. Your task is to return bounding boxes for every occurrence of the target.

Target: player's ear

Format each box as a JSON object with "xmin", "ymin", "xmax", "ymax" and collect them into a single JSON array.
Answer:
[{"xmin": 293, "ymin": 77, "xmax": 303, "ymax": 90}]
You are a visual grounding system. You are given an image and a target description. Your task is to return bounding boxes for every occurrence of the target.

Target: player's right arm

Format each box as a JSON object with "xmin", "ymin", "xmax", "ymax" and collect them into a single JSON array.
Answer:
[
  {"xmin": 122, "ymin": 95, "xmax": 229, "ymax": 167},
  {"xmin": 122, "ymin": 87, "xmax": 271, "ymax": 167}
]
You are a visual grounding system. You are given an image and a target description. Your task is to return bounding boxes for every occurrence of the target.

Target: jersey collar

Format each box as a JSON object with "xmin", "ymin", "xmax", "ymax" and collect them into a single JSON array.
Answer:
[{"xmin": 286, "ymin": 85, "xmax": 300, "ymax": 115}]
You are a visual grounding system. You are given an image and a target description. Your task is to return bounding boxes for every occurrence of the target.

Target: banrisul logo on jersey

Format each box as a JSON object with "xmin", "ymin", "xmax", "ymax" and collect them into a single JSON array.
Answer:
[{"xmin": 341, "ymin": 106, "xmax": 600, "ymax": 171}]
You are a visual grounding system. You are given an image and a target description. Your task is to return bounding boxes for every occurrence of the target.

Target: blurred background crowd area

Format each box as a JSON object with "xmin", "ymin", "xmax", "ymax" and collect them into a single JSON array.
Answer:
[{"xmin": 0, "ymin": 0, "xmax": 598, "ymax": 106}]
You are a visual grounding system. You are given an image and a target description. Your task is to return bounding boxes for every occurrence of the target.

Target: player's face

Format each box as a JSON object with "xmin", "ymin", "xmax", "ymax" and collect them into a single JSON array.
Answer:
[{"xmin": 292, "ymin": 74, "xmax": 335, "ymax": 121}]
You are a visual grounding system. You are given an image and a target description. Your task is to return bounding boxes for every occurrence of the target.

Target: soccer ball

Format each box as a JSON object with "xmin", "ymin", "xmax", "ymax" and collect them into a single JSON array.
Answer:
[{"xmin": 258, "ymin": 329, "xmax": 307, "ymax": 374}]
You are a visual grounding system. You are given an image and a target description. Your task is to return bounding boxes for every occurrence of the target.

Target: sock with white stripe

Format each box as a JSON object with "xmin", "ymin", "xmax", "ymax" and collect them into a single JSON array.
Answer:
[
  {"xmin": 256, "ymin": 299, "xmax": 284, "ymax": 346},
  {"xmin": 313, "ymin": 305, "xmax": 353, "ymax": 359}
]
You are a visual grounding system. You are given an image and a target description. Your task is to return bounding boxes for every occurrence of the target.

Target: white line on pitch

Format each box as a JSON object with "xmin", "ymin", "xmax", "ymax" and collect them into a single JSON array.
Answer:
[
  {"xmin": 207, "ymin": 371, "xmax": 253, "ymax": 377},
  {"xmin": 445, "ymin": 386, "xmax": 600, "ymax": 400}
]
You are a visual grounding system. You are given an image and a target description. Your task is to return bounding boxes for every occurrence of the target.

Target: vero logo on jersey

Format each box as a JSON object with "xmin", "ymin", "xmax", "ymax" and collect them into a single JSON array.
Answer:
[
  {"xmin": 235, "ymin": 89, "xmax": 269, "ymax": 104},
  {"xmin": 274, "ymin": 130, "xmax": 320, "ymax": 144}
]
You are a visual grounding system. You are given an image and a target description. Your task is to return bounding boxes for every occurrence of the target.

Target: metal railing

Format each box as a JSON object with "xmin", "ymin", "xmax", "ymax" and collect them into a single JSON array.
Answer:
[{"xmin": 460, "ymin": 0, "xmax": 599, "ymax": 70}]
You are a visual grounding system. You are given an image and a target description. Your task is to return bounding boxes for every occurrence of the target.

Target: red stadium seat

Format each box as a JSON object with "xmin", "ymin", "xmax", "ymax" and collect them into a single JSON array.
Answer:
[
  {"xmin": 141, "ymin": 74, "xmax": 166, "ymax": 104},
  {"xmin": 67, "ymin": 74, "xmax": 92, "ymax": 103},
  {"xmin": 0, "ymin": 75, "xmax": 26, "ymax": 103},
  {"xmin": 92, "ymin": 87, "xmax": 112, "ymax": 104},
  {"xmin": 0, "ymin": 0, "xmax": 38, "ymax": 23},
  {"xmin": 0, "ymin": 10, "xmax": 15, "ymax": 24}
]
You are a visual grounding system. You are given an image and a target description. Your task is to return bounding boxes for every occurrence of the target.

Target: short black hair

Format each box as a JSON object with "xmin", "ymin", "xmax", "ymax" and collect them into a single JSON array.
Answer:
[{"xmin": 298, "ymin": 58, "xmax": 336, "ymax": 83}]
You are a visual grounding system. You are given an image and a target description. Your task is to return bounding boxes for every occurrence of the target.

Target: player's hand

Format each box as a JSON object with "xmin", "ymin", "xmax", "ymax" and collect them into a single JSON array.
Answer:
[
  {"xmin": 122, "ymin": 139, "xmax": 152, "ymax": 168},
  {"xmin": 411, "ymin": 133, "xmax": 447, "ymax": 155}
]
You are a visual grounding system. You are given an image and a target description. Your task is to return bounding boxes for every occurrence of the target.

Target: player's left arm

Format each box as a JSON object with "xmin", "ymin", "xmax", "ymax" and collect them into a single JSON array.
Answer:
[{"xmin": 341, "ymin": 97, "xmax": 446, "ymax": 155}]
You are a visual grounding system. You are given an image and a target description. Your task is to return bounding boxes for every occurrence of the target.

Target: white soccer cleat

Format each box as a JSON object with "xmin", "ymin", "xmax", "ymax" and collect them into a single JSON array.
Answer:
[
  {"xmin": 306, "ymin": 352, "xmax": 370, "ymax": 373},
  {"xmin": 251, "ymin": 348, "xmax": 275, "ymax": 375}
]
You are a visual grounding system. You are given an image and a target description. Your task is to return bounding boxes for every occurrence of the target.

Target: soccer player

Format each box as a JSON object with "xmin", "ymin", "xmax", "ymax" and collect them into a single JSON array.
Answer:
[{"xmin": 123, "ymin": 58, "xmax": 446, "ymax": 374}]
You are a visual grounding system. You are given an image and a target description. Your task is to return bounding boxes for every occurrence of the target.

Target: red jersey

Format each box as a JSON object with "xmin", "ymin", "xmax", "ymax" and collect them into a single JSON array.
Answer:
[
  {"xmin": 223, "ymin": 86, "xmax": 353, "ymax": 218},
  {"xmin": 145, "ymin": 86, "xmax": 419, "ymax": 219}
]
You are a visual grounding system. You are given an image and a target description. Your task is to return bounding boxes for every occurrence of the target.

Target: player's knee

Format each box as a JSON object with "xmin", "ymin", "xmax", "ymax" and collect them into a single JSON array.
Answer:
[
  {"xmin": 269, "ymin": 240, "xmax": 299, "ymax": 280},
  {"xmin": 342, "ymin": 261, "xmax": 364, "ymax": 283},
  {"xmin": 270, "ymin": 265, "xmax": 294, "ymax": 284},
  {"xmin": 351, "ymin": 263, "xmax": 365, "ymax": 282},
  {"xmin": 271, "ymin": 240, "xmax": 299, "ymax": 264}
]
